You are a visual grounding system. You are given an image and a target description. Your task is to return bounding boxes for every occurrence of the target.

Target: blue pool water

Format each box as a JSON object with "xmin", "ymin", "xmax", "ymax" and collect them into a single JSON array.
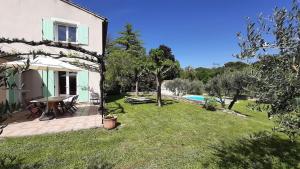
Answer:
[{"xmin": 183, "ymin": 95, "xmax": 205, "ymax": 102}]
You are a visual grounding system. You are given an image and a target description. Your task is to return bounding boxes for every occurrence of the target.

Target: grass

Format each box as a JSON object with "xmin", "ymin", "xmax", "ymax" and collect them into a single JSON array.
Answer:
[{"xmin": 0, "ymin": 96, "xmax": 299, "ymax": 169}]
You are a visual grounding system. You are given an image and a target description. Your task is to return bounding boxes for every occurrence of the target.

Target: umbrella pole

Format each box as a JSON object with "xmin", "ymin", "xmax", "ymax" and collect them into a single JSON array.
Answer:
[{"xmin": 39, "ymin": 68, "xmax": 50, "ymax": 121}]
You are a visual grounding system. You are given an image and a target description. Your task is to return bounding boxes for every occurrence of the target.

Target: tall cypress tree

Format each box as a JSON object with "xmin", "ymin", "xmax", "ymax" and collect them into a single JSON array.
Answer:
[{"xmin": 115, "ymin": 24, "xmax": 146, "ymax": 96}]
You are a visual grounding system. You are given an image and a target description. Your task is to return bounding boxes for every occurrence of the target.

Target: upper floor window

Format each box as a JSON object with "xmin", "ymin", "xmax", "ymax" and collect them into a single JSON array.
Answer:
[
  {"xmin": 56, "ymin": 24, "xmax": 77, "ymax": 43},
  {"xmin": 43, "ymin": 19, "xmax": 89, "ymax": 45}
]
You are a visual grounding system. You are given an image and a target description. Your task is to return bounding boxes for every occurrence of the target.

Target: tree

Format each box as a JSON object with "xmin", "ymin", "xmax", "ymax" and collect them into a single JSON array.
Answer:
[
  {"xmin": 205, "ymin": 74, "xmax": 231, "ymax": 108},
  {"xmin": 115, "ymin": 24, "xmax": 146, "ymax": 96},
  {"xmin": 188, "ymin": 80, "xmax": 204, "ymax": 95},
  {"xmin": 194, "ymin": 67, "xmax": 223, "ymax": 83},
  {"xmin": 180, "ymin": 66, "xmax": 196, "ymax": 81},
  {"xmin": 227, "ymin": 70, "xmax": 250, "ymax": 110},
  {"xmin": 149, "ymin": 45, "xmax": 180, "ymax": 107},
  {"xmin": 165, "ymin": 78, "xmax": 204, "ymax": 96},
  {"xmin": 224, "ymin": 61, "xmax": 248, "ymax": 71},
  {"xmin": 165, "ymin": 79, "xmax": 183, "ymax": 96},
  {"xmin": 105, "ymin": 50, "xmax": 132, "ymax": 94},
  {"xmin": 236, "ymin": 0, "xmax": 300, "ymax": 141}
]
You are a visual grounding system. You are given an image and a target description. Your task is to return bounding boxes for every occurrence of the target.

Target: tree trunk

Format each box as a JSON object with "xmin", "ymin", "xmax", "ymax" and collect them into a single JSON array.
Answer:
[
  {"xmin": 218, "ymin": 95, "xmax": 226, "ymax": 108},
  {"xmin": 98, "ymin": 60, "xmax": 105, "ymax": 124},
  {"xmin": 228, "ymin": 90, "xmax": 240, "ymax": 110},
  {"xmin": 135, "ymin": 80, "xmax": 139, "ymax": 96},
  {"xmin": 156, "ymin": 75, "xmax": 162, "ymax": 107}
]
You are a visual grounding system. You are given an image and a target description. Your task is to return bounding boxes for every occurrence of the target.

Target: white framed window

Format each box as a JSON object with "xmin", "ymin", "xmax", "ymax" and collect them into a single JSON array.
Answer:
[{"xmin": 55, "ymin": 23, "xmax": 77, "ymax": 43}]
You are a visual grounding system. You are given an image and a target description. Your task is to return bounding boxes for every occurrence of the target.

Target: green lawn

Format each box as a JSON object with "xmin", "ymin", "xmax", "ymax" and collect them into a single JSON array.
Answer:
[{"xmin": 0, "ymin": 96, "xmax": 299, "ymax": 169}]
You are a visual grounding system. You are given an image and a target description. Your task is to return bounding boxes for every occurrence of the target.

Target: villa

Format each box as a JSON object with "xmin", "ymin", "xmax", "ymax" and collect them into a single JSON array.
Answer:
[{"xmin": 0, "ymin": 0, "xmax": 108, "ymax": 105}]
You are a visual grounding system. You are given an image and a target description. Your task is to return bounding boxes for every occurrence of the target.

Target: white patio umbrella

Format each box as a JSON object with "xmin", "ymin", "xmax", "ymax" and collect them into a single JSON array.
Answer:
[
  {"xmin": 4, "ymin": 56, "xmax": 82, "ymax": 72},
  {"xmin": 4, "ymin": 56, "xmax": 82, "ymax": 119}
]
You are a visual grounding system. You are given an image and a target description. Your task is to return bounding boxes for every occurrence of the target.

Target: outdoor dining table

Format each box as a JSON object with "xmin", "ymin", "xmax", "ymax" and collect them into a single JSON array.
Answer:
[{"xmin": 30, "ymin": 95, "xmax": 74, "ymax": 120}]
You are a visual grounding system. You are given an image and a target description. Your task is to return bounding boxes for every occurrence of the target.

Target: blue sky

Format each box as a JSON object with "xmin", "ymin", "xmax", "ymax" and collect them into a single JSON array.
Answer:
[{"xmin": 73, "ymin": 0, "xmax": 292, "ymax": 68}]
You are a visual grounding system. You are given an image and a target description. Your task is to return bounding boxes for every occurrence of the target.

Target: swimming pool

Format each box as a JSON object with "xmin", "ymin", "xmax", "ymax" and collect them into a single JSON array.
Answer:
[{"xmin": 183, "ymin": 95, "xmax": 205, "ymax": 102}]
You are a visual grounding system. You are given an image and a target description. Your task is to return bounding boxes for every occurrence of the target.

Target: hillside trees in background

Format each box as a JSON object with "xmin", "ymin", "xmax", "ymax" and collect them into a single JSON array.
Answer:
[
  {"xmin": 236, "ymin": 0, "xmax": 300, "ymax": 141},
  {"xmin": 180, "ymin": 66, "xmax": 197, "ymax": 81},
  {"xmin": 149, "ymin": 45, "xmax": 180, "ymax": 107},
  {"xmin": 180, "ymin": 61, "xmax": 248, "ymax": 83},
  {"xmin": 224, "ymin": 61, "xmax": 248, "ymax": 71}
]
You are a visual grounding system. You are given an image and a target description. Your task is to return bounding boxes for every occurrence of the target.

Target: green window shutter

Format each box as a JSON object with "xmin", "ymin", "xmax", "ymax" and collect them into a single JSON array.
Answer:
[
  {"xmin": 42, "ymin": 19, "xmax": 54, "ymax": 41},
  {"xmin": 77, "ymin": 70, "xmax": 89, "ymax": 102},
  {"xmin": 39, "ymin": 70, "xmax": 55, "ymax": 97},
  {"xmin": 78, "ymin": 25, "xmax": 89, "ymax": 45},
  {"xmin": 47, "ymin": 70, "xmax": 55, "ymax": 97}
]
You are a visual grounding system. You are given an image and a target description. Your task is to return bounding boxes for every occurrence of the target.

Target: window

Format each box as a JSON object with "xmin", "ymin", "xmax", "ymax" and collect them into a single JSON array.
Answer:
[
  {"xmin": 68, "ymin": 27, "xmax": 77, "ymax": 42},
  {"xmin": 69, "ymin": 72, "xmax": 77, "ymax": 95},
  {"xmin": 55, "ymin": 23, "xmax": 77, "ymax": 43},
  {"xmin": 58, "ymin": 72, "xmax": 66, "ymax": 94},
  {"xmin": 57, "ymin": 25, "xmax": 67, "ymax": 41},
  {"xmin": 58, "ymin": 72, "xmax": 77, "ymax": 95}
]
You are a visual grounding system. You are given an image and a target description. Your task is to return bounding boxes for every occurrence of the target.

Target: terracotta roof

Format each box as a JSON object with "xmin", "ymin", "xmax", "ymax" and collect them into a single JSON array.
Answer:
[{"xmin": 60, "ymin": 0, "xmax": 108, "ymax": 21}]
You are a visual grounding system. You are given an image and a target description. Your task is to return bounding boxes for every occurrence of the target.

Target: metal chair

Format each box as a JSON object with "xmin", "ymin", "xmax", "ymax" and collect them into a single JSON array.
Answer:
[
  {"xmin": 26, "ymin": 102, "xmax": 45, "ymax": 119},
  {"xmin": 63, "ymin": 95, "xmax": 79, "ymax": 114},
  {"xmin": 90, "ymin": 93, "xmax": 100, "ymax": 105}
]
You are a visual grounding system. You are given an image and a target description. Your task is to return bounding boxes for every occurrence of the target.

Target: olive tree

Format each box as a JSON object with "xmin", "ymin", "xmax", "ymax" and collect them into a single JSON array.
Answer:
[
  {"xmin": 205, "ymin": 74, "xmax": 231, "ymax": 108},
  {"xmin": 227, "ymin": 70, "xmax": 251, "ymax": 110},
  {"xmin": 236, "ymin": 0, "xmax": 300, "ymax": 141},
  {"xmin": 165, "ymin": 78, "xmax": 204, "ymax": 96}
]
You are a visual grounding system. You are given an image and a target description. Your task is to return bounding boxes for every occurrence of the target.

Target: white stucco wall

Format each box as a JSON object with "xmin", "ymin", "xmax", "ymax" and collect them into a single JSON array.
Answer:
[
  {"xmin": 88, "ymin": 71, "xmax": 100, "ymax": 95},
  {"xmin": 0, "ymin": 0, "xmax": 105, "ymax": 53},
  {"xmin": 161, "ymin": 81, "xmax": 175, "ymax": 96},
  {"xmin": 22, "ymin": 70, "xmax": 43, "ymax": 101}
]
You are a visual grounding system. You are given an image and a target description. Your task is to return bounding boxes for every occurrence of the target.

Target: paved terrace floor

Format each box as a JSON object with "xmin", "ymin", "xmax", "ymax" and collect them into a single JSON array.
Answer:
[{"xmin": 0, "ymin": 104, "xmax": 103, "ymax": 138}]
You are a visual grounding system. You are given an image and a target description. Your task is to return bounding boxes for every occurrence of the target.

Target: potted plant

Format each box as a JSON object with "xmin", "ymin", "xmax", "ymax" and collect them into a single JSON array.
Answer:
[{"xmin": 103, "ymin": 114, "xmax": 117, "ymax": 129}]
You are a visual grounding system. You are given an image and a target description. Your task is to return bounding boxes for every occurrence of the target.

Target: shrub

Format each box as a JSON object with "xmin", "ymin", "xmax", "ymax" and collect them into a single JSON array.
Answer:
[
  {"xmin": 275, "ymin": 112, "xmax": 300, "ymax": 142},
  {"xmin": 204, "ymin": 98, "xmax": 218, "ymax": 111}
]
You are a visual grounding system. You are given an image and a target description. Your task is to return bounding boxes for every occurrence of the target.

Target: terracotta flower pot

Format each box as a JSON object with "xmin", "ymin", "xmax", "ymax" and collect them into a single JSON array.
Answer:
[{"xmin": 103, "ymin": 116, "xmax": 117, "ymax": 129}]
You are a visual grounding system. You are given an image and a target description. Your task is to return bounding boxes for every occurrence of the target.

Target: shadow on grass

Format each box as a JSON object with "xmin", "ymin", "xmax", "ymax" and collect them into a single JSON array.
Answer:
[
  {"xmin": 209, "ymin": 131, "xmax": 300, "ymax": 169},
  {"xmin": 106, "ymin": 94, "xmax": 179, "ymax": 108},
  {"xmin": 0, "ymin": 155, "xmax": 41, "ymax": 169},
  {"xmin": 106, "ymin": 94, "xmax": 128, "ymax": 103},
  {"xmin": 162, "ymin": 99, "xmax": 179, "ymax": 106},
  {"xmin": 83, "ymin": 155, "xmax": 115, "ymax": 169},
  {"xmin": 106, "ymin": 102, "xmax": 126, "ymax": 114}
]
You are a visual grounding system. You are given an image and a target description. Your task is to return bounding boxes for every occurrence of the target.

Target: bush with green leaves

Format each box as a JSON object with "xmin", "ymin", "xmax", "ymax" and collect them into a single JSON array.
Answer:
[
  {"xmin": 204, "ymin": 98, "xmax": 218, "ymax": 111},
  {"xmin": 275, "ymin": 112, "xmax": 300, "ymax": 142}
]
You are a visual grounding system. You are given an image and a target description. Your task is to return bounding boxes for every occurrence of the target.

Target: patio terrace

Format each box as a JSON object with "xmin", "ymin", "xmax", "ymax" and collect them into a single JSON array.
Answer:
[{"xmin": 0, "ymin": 103, "xmax": 103, "ymax": 137}]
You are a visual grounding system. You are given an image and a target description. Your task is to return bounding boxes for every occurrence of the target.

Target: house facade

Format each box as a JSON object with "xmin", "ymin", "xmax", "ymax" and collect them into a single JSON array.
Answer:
[{"xmin": 0, "ymin": 0, "xmax": 108, "ymax": 104}]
